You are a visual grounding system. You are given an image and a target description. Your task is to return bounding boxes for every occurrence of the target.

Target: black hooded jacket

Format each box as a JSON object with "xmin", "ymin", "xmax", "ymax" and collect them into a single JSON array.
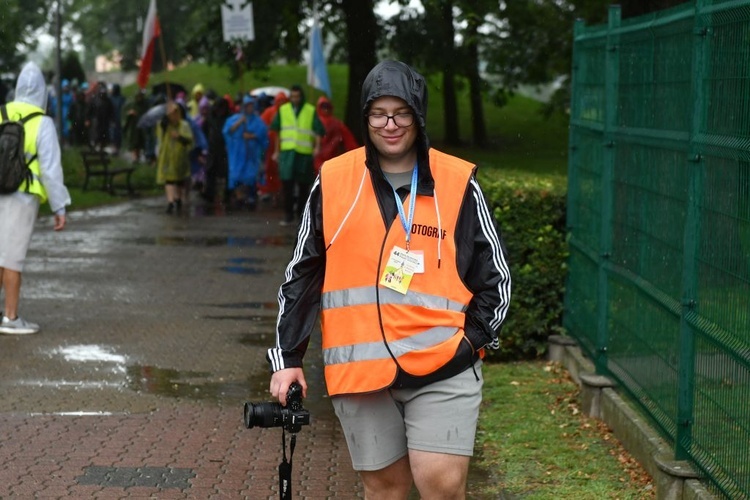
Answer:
[{"xmin": 267, "ymin": 61, "xmax": 511, "ymax": 389}]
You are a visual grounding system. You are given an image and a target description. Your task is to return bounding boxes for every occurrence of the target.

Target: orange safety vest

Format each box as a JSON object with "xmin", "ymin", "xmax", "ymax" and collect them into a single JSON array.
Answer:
[{"xmin": 320, "ymin": 147, "xmax": 474, "ymax": 396}]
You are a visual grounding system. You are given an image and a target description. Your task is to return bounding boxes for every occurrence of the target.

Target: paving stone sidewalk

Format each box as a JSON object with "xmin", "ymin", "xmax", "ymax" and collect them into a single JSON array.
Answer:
[{"xmin": 0, "ymin": 198, "xmax": 362, "ymax": 499}]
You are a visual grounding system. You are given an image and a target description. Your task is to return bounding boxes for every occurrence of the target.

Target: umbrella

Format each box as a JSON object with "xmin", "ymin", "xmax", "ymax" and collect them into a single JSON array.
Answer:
[
  {"xmin": 151, "ymin": 81, "xmax": 187, "ymax": 98},
  {"xmin": 137, "ymin": 103, "xmax": 167, "ymax": 129},
  {"xmin": 137, "ymin": 101, "xmax": 189, "ymax": 129},
  {"xmin": 250, "ymin": 86, "xmax": 289, "ymax": 98}
]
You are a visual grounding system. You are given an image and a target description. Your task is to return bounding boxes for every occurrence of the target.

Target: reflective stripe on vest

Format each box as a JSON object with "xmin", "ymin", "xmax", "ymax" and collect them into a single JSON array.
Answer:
[
  {"xmin": 1, "ymin": 101, "xmax": 46, "ymax": 202},
  {"xmin": 324, "ymin": 325, "xmax": 458, "ymax": 365},
  {"xmin": 278, "ymin": 103, "xmax": 316, "ymax": 154},
  {"xmin": 319, "ymin": 147, "xmax": 475, "ymax": 396},
  {"xmin": 321, "ymin": 286, "xmax": 468, "ymax": 313}
]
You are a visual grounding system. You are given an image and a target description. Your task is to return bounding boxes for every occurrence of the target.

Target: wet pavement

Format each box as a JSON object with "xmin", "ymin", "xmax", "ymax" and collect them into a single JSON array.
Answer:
[{"xmin": 0, "ymin": 196, "xmax": 492, "ymax": 499}]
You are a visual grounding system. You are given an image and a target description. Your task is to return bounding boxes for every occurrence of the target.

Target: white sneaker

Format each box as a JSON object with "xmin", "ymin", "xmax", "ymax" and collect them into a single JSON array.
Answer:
[{"xmin": 0, "ymin": 316, "xmax": 40, "ymax": 335}]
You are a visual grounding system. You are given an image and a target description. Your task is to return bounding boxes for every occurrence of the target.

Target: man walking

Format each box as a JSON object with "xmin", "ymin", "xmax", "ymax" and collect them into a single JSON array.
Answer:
[
  {"xmin": 0, "ymin": 62, "xmax": 70, "ymax": 335},
  {"xmin": 267, "ymin": 61, "xmax": 511, "ymax": 498},
  {"xmin": 270, "ymin": 85, "xmax": 324, "ymax": 225}
]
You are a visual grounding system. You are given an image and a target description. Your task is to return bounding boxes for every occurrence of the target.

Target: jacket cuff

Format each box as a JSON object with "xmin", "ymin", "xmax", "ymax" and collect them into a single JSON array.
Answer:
[
  {"xmin": 266, "ymin": 348, "xmax": 303, "ymax": 372},
  {"xmin": 464, "ymin": 315, "xmax": 494, "ymax": 351}
]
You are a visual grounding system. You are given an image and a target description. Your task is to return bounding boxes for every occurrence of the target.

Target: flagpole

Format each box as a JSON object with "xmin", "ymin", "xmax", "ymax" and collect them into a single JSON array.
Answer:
[
  {"xmin": 158, "ymin": 29, "xmax": 171, "ymax": 101},
  {"xmin": 237, "ymin": 43, "xmax": 245, "ymax": 97},
  {"xmin": 308, "ymin": 2, "xmax": 317, "ymax": 101}
]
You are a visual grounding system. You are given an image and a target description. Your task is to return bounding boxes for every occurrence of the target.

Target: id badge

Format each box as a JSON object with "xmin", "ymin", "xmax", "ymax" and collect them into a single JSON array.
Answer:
[{"xmin": 380, "ymin": 246, "xmax": 421, "ymax": 294}]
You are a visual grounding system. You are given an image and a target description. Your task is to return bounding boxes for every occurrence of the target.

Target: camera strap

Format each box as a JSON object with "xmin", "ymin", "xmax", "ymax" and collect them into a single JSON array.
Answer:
[{"xmin": 278, "ymin": 428, "xmax": 296, "ymax": 500}]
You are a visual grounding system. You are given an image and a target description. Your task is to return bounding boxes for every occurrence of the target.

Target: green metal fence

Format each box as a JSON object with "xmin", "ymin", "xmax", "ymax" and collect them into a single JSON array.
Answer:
[{"xmin": 565, "ymin": 2, "xmax": 750, "ymax": 497}]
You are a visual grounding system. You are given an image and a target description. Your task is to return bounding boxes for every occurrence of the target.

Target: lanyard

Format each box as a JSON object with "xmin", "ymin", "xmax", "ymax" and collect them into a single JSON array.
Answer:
[{"xmin": 387, "ymin": 164, "xmax": 418, "ymax": 250}]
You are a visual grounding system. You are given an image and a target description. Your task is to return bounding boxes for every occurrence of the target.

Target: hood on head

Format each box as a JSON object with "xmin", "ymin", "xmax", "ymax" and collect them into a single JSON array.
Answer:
[
  {"xmin": 199, "ymin": 95, "xmax": 211, "ymax": 111},
  {"xmin": 242, "ymin": 95, "xmax": 256, "ymax": 113},
  {"xmin": 317, "ymin": 95, "xmax": 333, "ymax": 113},
  {"xmin": 274, "ymin": 92, "xmax": 288, "ymax": 106},
  {"xmin": 14, "ymin": 62, "xmax": 47, "ymax": 111},
  {"xmin": 360, "ymin": 61, "xmax": 430, "ymax": 176},
  {"xmin": 192, "ymin": 83, "xmax": 205, "ymax": 96}
]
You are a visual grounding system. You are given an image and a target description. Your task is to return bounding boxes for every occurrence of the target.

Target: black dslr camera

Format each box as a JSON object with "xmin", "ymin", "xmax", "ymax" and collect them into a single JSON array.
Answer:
[{"xmin": 244, "ymin": 383, "xmax": 311, "ymax": 433}]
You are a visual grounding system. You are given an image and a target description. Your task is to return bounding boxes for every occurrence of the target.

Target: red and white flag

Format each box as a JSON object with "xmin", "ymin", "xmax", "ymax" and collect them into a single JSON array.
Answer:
[{"xmin": 137, "ymin": 0, "xmax": 161, "ymax": 89}]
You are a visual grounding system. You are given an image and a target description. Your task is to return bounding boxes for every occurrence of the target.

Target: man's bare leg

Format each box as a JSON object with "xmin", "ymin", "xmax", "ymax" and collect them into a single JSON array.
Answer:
[
  {"xmin": 410, "ymin": 449, "xmax": 470, "ymax": 500},
  {"xmin": 0, "ymin": 268, "xmax": 21, "ymax": 319},
  {"xmin": 360, "ymin": 455, "xmax": 413, "ymax": 500}
]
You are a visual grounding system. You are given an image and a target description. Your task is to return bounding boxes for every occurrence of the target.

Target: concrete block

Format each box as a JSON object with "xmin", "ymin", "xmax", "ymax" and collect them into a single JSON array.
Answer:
[
  {"xmin": 579, "ymin": 373, "xmax": 616, "ymax": 418},
  {"xmin": 683, "ymin": 479, "xmax": 716, "ymax": 500},
  {"xmin": 547, "ymin": 334, "xmax": 578, "ymax": 362},
  {"xmin": 654, "ymin": 454, "xmax": 701, "ymax": 500}
]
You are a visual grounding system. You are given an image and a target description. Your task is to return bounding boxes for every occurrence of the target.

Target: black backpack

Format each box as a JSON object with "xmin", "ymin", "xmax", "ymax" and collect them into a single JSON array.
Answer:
[{"xmin": 0, "ymin": 105, "xmax": 43, "ymax": 194}]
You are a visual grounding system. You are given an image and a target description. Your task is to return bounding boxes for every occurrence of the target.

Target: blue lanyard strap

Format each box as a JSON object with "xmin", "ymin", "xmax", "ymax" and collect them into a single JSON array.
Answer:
[{"xmin": 387, "ymin": 164, "xmax": 418, "ymax": 250}]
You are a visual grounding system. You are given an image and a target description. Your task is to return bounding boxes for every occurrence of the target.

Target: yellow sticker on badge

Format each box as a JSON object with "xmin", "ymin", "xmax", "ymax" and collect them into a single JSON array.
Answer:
[{"xmin": 380, "ymin": 246, "xmax": 420, "ymax": 294}]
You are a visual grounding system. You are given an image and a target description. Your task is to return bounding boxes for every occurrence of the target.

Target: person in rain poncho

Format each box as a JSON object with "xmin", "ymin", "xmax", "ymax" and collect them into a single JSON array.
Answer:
[
  {"xmin": 156, "ymin": 101, "xmax": 193, "ymax": 214},
  {"xmin": 187, "ymin": 83, "xmax": 205, "ymax": 119},
  {"xmin": 222, "ymin": 95, "xmax": 268, "ymax": 209},
  {"xmin": 314, "ymin": 95, "xmax": 359, "ymax": 174}
]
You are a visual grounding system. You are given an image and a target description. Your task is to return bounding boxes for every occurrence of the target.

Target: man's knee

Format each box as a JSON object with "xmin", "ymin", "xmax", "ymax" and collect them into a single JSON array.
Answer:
[
  {"xmin": 360, "ymin": 455, "xmax": 413, "ymax": 500},
  {"xmin": 409, "ymin": 450, "xmax": 470, "ymax": 499}
]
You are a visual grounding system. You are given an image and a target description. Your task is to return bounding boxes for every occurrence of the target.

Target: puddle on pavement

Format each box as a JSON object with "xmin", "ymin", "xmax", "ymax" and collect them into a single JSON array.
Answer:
[
  {"xmin": 126, "ymin": 365, "xmax": 250, "ymax": 401},
  {"xmin": 204, "ymin": 301, "xmax": 278, "ymax": 310},
  {"xmin": 221, "ymin": 266, "xmax": 266, "ymax": 275},
  {"xmin": 238, "ymin": 332, "xmax": 273, "ymax": 347},
  {"xmin": 227, "ymin": 257, "xmax": 264, "ymax": 264},
  {"xmin": 126, "ymin": 235, "xmax": 293, "ymax": 247},
  {"xmin": 203, "ymin": 314, "xmax": 277, "ymax": 327},
  {"xmin": 53, "ymin": 345, "xmax": 127, "ymax": 363}
]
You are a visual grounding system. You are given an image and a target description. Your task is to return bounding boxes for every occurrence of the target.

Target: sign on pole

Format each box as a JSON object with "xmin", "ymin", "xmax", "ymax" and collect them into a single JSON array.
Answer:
[{"xmin": 221, "ymin": 0, "xmax": 255, "ymax": 42}]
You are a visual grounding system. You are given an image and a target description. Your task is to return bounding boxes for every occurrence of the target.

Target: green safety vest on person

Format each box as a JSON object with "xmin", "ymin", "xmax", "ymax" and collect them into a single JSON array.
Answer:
[
  {"xmin": 0, "ymin": 101, "xmax": 47, "ymax": 203},
  {"xmin": 278, "ymin": 102, "xmax": 316, "ymax": 155}
]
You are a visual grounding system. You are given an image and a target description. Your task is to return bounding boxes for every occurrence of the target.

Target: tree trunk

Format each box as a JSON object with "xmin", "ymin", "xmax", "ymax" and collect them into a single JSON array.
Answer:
[
  {"xmin": 340, "ymin": 0, "xmax": 378, "ymax": 143},
  {"xmin": 439, "ymin": 0, "xmax": 461, "ymax": 146},
  {"xmin": 464, "ymin": 12, "xmax": 487, "ymax": 148}
]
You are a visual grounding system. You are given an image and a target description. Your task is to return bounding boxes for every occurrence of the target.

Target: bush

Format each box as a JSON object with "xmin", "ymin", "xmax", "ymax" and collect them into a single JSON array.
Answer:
[{"xmin": 479, "ymin": 173, "xmax": 568, "ymax": 361}]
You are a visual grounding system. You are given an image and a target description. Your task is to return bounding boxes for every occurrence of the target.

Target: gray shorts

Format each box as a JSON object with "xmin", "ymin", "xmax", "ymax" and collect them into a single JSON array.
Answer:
[
  {"xmin": 0, "ymin": 193, "xmax": 39, "ymax": 271},
  {"xmin": 331, "ymin": 360, "xmax": 483, "ymax": 471}
]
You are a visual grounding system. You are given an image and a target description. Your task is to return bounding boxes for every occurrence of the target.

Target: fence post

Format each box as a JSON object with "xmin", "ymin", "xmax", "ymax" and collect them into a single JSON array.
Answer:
[
  {"xmin": 595, "ymin": 5, "xmax": 621, "ymax": 373},
  {"xmin": 566, "ymin": 19, "xmax": 585, "ymax": 233},
  {"xmin": 676, "ymin": 0, "xmax": 708, "ymax": 462}
]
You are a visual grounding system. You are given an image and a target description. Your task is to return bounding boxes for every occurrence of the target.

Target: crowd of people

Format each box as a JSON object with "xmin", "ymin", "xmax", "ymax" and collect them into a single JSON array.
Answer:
[{"xmin": 43, "ymin": 79, "xmax": 360, "ymax": 218}]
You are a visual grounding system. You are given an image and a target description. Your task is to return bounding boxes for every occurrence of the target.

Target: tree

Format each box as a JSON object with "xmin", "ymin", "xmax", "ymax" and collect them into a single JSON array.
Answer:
[
  {"xmin": 387, "ymin": 1, "xmax": 462, "ymax": 146},
  {"xmin": 60, "ymin": 51, "xmax": 86, "ymax": 85},
  {"xmin": 456, "ymin": 0, "xmax": 495, "ymax": 148},
  {"xmin": 335, "ymin": 0, "xmax": 378, "ymax": 140},
  {"xmin": 0, "ymin": 0, "xmax": 48, "ymax": 74},
  {"xmin": 433, "ymin": 0, "xmax": 460, "ymax": 147},
  {"xmin": 55, "ymin": 0, "xmax": 381, "ymax": 138}
]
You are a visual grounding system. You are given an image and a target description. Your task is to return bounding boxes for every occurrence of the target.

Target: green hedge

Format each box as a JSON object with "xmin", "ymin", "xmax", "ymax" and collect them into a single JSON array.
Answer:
[{"xmin": 479, "ymin": 173, "xmax": 568, "ymax": 361}]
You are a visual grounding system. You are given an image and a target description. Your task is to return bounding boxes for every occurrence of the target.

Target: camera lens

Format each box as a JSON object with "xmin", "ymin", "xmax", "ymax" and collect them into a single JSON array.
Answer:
[{"xmin": 244, "ymin": 401, "xmax": 284, "ymax": 429}]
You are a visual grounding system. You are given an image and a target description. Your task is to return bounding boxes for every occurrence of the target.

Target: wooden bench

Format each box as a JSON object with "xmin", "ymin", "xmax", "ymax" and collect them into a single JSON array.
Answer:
[{"xmin": 81, "ymin": 150, "xmax": 137, "ymax": 195}]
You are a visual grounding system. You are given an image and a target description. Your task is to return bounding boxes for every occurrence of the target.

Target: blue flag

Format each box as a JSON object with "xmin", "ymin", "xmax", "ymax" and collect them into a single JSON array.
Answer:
[{"xmin": 307, "ymin": 17, "xmax": 331, "ymax": 96}]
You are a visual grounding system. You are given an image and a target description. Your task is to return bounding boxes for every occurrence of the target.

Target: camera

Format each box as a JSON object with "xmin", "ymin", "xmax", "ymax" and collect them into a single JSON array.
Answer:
[{"xmin": 244, "ymin": 382, "xmax": 310, "ymax": 433}]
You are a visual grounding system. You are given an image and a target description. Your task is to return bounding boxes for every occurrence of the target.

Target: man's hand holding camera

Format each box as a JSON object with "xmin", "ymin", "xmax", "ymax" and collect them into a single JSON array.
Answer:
[{"xmin": 270, "ymin": 367, "xmax": 307, "ymax": 406}]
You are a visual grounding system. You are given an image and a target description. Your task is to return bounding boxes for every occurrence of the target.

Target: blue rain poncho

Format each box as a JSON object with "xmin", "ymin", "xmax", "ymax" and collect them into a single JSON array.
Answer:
[{"xmin": 222, "ymin": 96, "xmax": 269, "ymax": 189}]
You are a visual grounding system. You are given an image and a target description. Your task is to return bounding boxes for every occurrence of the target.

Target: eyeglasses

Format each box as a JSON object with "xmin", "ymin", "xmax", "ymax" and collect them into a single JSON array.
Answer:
[{"xmin": 367, "ymin": 113, "xmax": 415, "ymax": 129}]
